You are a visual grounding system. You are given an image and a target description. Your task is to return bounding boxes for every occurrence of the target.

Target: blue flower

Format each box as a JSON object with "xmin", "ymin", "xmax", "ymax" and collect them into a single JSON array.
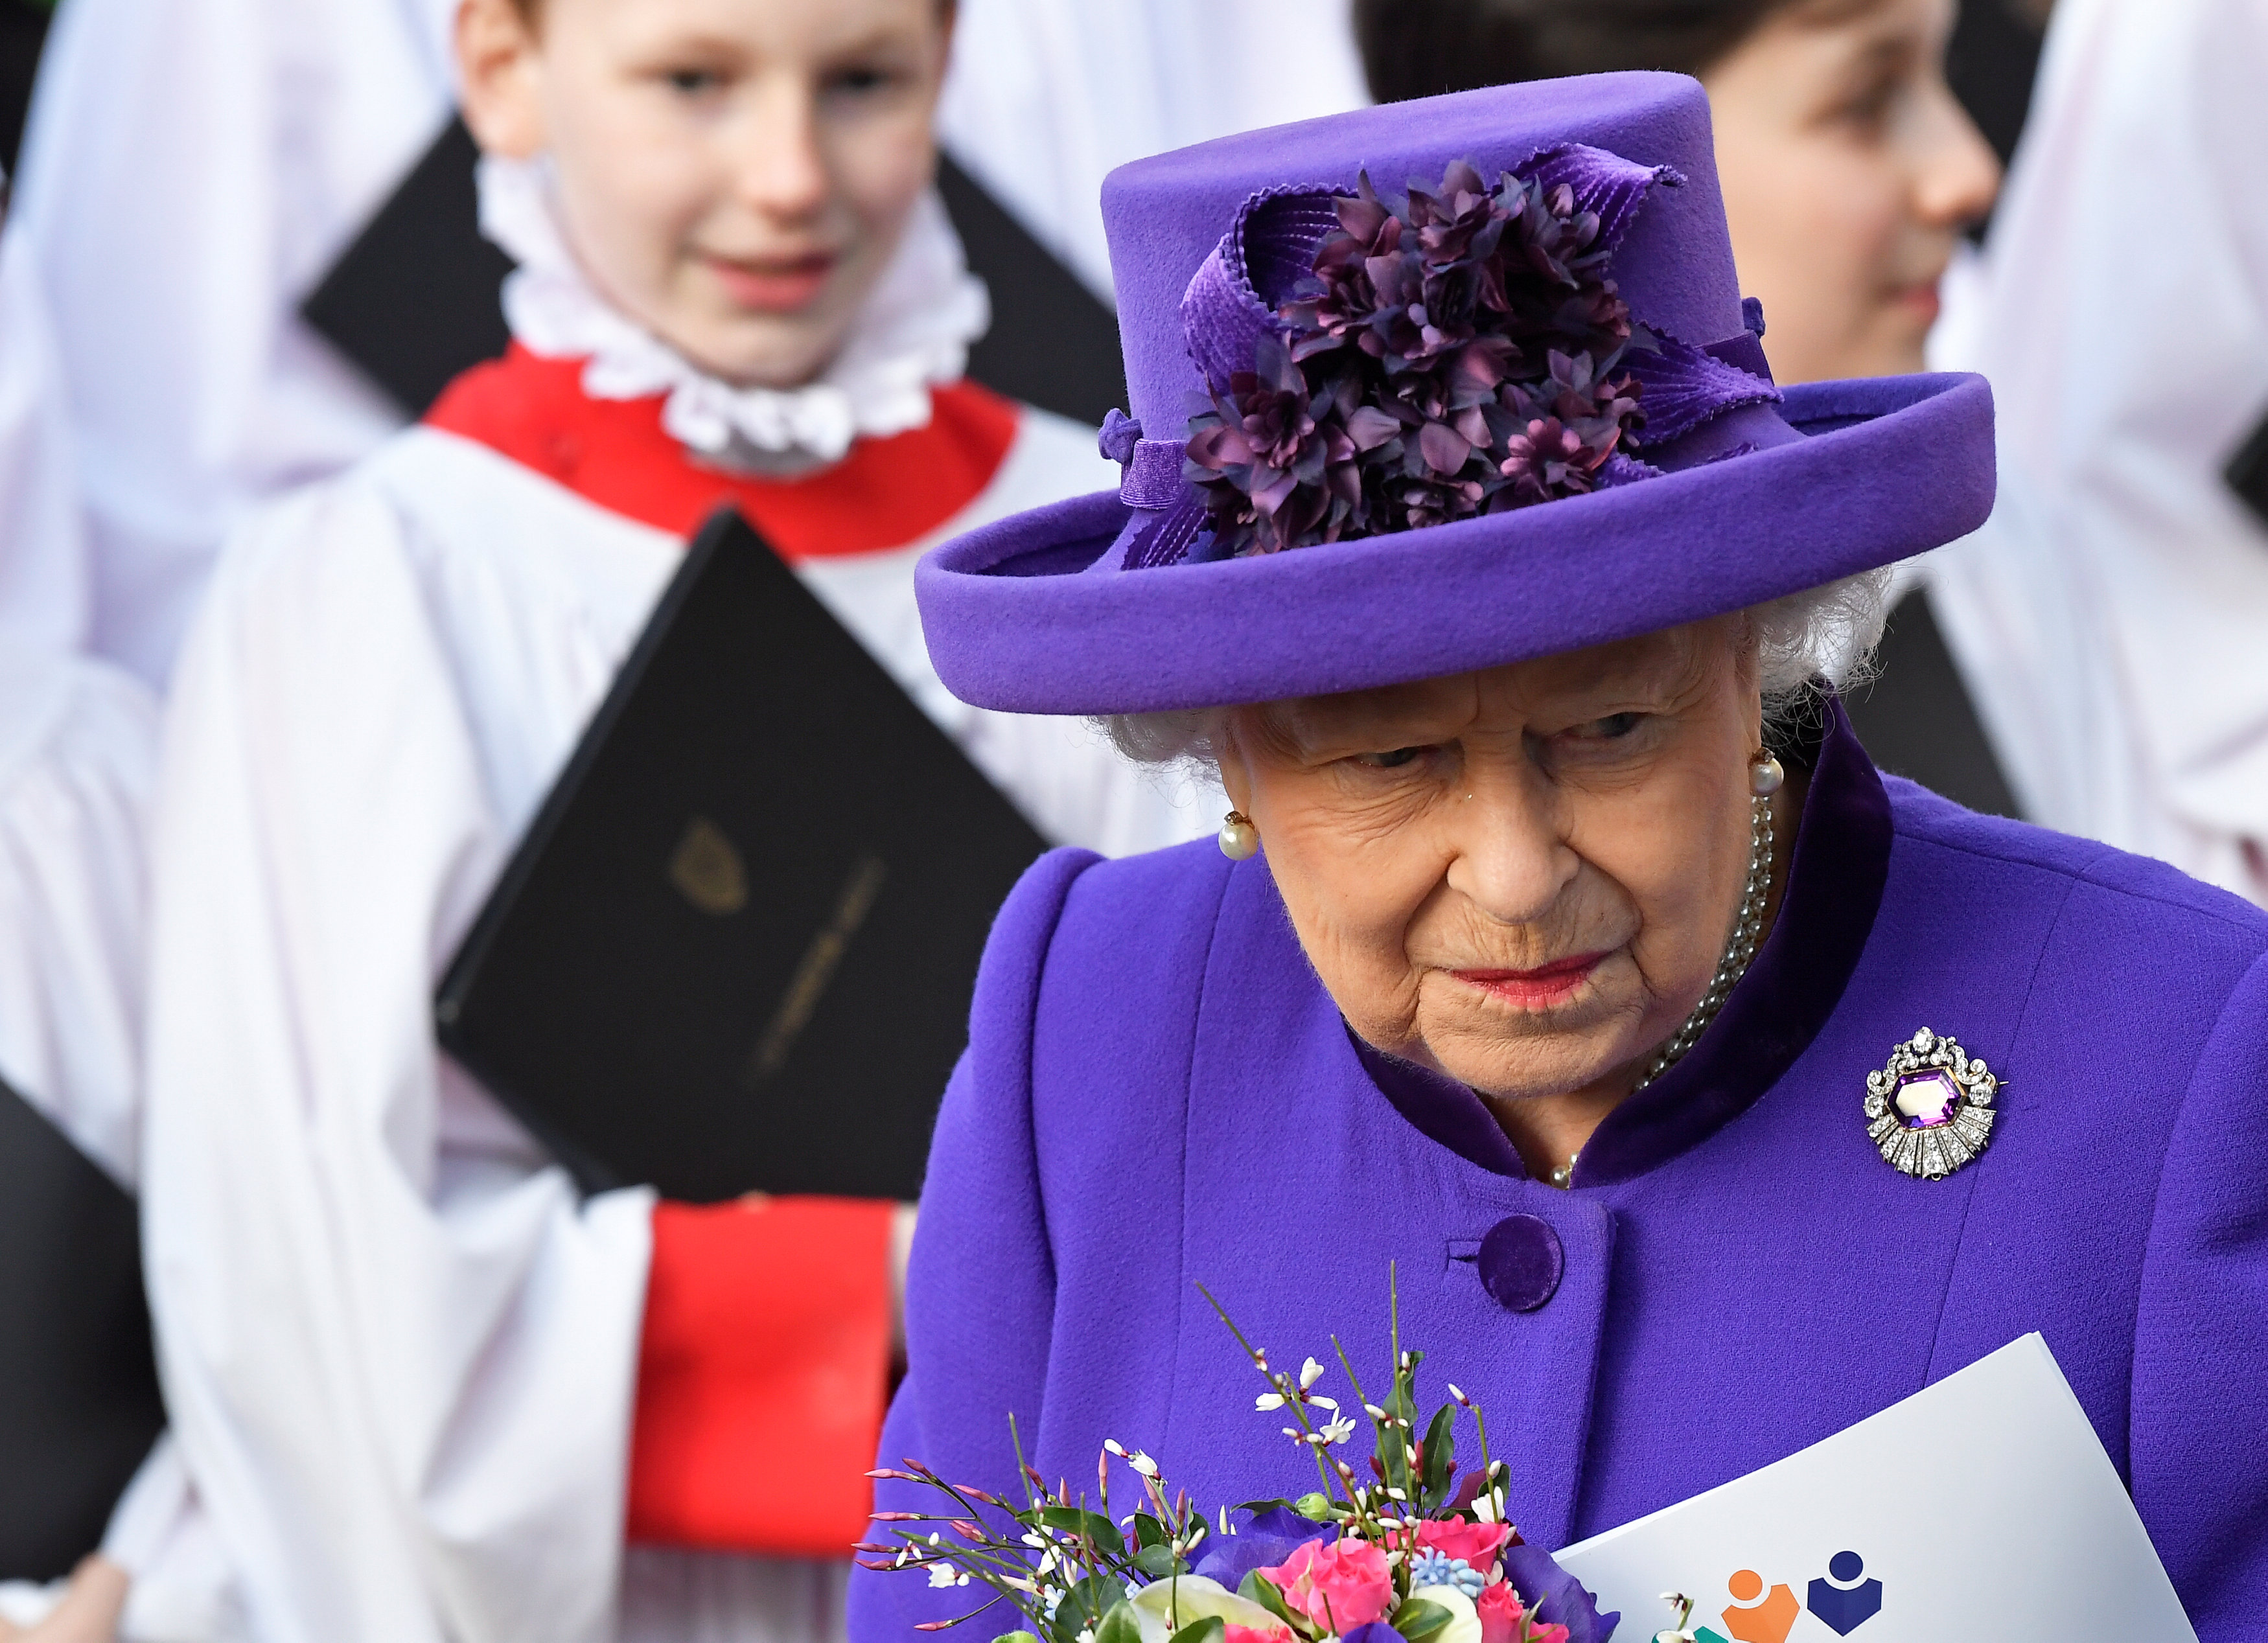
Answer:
[{"xmin": 1407, "ymin": 1549, "xmax": 1488, "ymax": 1598}]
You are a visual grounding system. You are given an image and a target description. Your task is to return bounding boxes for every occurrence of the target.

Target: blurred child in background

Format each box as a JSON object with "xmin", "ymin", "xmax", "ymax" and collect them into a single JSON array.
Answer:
[
  {"xmin": 138, "ymin": 3, "xmax": 1201, "ymax": 1642},
  {"xmin": 1355, "ymin": 0, "xmax": 2000, "ymax": 389}
]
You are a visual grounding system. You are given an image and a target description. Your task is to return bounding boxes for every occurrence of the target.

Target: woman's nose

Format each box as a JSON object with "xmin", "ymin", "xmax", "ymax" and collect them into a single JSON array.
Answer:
[
  {"xmin": 1442, "ymin": 776, "xmax": 1578, "ymax": 927},
  {"xmin": 1911, "ymin": 79, "xmax": 2002, "ymax": 234}
]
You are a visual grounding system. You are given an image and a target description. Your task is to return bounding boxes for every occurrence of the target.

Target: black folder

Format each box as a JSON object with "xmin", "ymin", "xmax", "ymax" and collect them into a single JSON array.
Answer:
[
  {"xmin": 435, "ymin": 509, "xmax": 1047, "ymax": 1204},
  {"xmin": 0, "ymin": 1079, "xmax": 165, "ymax": 1583}
]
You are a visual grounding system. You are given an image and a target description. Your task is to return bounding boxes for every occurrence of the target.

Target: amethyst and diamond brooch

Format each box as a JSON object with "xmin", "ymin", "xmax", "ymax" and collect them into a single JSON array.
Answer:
[{"xmin": 1866, "ymin": 1028, "xmax": 1997, "ymax": 1180}]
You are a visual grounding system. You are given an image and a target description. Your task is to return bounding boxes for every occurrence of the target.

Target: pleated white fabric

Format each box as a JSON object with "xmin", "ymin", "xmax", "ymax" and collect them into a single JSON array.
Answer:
[
  {"xmin": 7, "ymin": 0, "xmax": 456, "ymax": 683},
  {"xmin": 141, "ymin": 413, "xmax": 1205, "ymax": 1643},
  {"xmin": 0, "ymin": 224, "xmax": 90, "ymax": 654},
  {"xmin": 0, "ymin": 651, "xmax": 250, "ymax": 1640},
  {"xmin": 1923, "ymin": 0, "xmax": 2268, "ymax": 902}
]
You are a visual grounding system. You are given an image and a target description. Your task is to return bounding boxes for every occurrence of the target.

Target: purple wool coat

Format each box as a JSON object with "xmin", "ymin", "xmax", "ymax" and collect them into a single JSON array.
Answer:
[{"xmin": 850, "ymin": 707, "xmax": 2268, "ymax": 1641}]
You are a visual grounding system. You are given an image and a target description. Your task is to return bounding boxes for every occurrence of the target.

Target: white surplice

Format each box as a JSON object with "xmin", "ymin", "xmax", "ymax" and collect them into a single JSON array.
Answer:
[
  {"xmin": 143, "ymin": 389, "xmax": 1208, "ymax": 1643},
  {"xmin": 0, "ymin": 648, "xmax": 250, "ymax": 1643},
  {"xmin": 0, "ymin": 209, "xmax": 249, "ymax": 1638},
  {"xmin": 1921, "ymin": 0, "xmax": 2268, "ymax": 902},
  {"xmin": 0, "ymin": 222, "xmax": 91, "ymax": 654}
]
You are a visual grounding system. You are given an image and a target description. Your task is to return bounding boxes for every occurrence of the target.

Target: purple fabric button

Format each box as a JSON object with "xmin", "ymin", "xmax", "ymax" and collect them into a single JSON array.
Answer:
[{"xmin": 1478, "ymin": 1214, "xmax": 1564, "ymax": 1313}]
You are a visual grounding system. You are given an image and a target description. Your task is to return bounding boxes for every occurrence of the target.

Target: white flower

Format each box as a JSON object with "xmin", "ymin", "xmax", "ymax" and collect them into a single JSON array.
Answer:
[
  {"xmin": 1255, "ymin": 1392, "xmax": 1286, "ymax": 1411},
  {"xmin": 1126, "ymin": 1576, "xmax": 1283, "ymax": 1643},
  {"xmin": 1308, "ymin": 1396, "xmax": 1339, "ymax": 1412},
  {"xmin": 1447, "ymin": 1383, "xmax": 1468, "ymax": 1405},
  {"xmin": 1128, "ymin": 1451, "xmax": 1160, "ymax": 1478},
  {"xmin": 1104, "ymin": 1439, "xmax": 1128, "ymax": 1458},
  {"xmin": 927, "ymin": 1565, "xmax": 959, "ymax": 1589},
  {"xmin": 1407, "ymin": 1585, "xmax": 1483, "ymax": 1643},
  {"xmin": 1319, "ymin": 1416, "xmax": 1358, "ymax": 1445},
  {"xmin": 1301, "ymin": 1357, "xmax": 1326, "ymax": 1390},
  {"xmin": 1364, "ymin": 1404, "xmax": 1390, "ymax": 1421},
  {"xmin": 1473, "ymin": 1493, "xmax": 1500, "ymax": 1523}
]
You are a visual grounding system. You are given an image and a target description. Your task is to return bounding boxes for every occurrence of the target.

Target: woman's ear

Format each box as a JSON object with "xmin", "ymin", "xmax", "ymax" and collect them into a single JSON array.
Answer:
[{"xmin": 456, "ymin": 0, "xmax": 548, "ymax": 160}]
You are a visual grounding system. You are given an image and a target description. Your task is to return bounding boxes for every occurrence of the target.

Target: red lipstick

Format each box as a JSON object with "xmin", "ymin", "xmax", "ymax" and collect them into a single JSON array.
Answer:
[{"xmin": 1453, "ymin": 952, "xmax": 1608, "ymax": 1009}]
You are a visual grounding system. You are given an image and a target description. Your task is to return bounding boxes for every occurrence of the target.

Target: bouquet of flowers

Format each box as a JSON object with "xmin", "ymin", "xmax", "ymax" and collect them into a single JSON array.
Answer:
[{"xmin": 865, "ymin": 1282, "xmax": 1687, "ymax": 1643}]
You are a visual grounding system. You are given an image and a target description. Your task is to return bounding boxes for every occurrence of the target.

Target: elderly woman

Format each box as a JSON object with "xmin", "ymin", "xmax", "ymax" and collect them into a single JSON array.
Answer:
[{"xmin": 850, "ymin": 76, "xmax": 2268, "ymax": 1643}]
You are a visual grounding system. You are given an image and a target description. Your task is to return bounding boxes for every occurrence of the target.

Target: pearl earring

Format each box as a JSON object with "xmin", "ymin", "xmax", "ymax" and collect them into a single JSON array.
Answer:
[
  {"xmin": 1218, "ymin": 810, "xmax": 1259, "ymax": 860},
  {"xmin": 1749, "ymin": 751, "xmax": 1785, "ymax": 797}
]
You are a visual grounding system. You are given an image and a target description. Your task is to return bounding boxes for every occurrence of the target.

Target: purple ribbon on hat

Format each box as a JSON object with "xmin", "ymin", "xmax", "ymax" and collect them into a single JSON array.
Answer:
[{"xmin": 1098, "ymin": 411, "xmax": 1190, "ymax": 510}]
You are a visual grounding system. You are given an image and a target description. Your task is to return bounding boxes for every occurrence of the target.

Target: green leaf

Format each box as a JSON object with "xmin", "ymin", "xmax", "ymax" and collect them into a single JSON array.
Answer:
[
  {"xmin": 1390, "ymin": 1599, "xmax": 1454, "ymax": 1642},
  {"xmin": 1040, "ymin": 1506, "xmax": 1126, "ymax": 1556},
  {"xmin": 1053, "ymin": 1575, "xmax": 1124, "ymax": 1643},
  {"xmin": 1240, "ymin": 1572, "xmax": 1299, "ymax": 1629},
  {"xmin": 1421, "ymin": 1403, "xmax": 1458, "ymax": 1497},
  {"xmin": 1093, "ymin": 1600, "xmax": 1146, "ymax": 1643},
  {"xmin": 1133, "ymin": 1545, "xmax": 1185, "ymax": 1580},
  {"xmin": 995, "ymin": 1633, "xmax": 1045, "ymax": 1643},
  {"xmin": 1132, "ymin": 1513, "xmax": 1172, "ymax": 1550},
  {"xmin": 1167, "ymin": 1618, "xmax": 1226, "ymax": 1643}
]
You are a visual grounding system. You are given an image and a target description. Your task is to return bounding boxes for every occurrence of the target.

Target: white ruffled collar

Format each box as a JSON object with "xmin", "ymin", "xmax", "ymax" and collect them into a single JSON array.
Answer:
[{"xmin": 477, "ymin": 154, "xmax": 990, "ymax": 467}]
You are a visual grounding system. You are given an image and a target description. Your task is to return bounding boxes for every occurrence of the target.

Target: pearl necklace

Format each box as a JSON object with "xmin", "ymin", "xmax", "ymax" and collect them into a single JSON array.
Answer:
[
  {"xmin": 1545, "ymin": 794, "xmax": 1777, "ymax": 1189},
  {"xmin": 1637, "ymin": 793, "xmax": 1777, "ymax": 1090}
]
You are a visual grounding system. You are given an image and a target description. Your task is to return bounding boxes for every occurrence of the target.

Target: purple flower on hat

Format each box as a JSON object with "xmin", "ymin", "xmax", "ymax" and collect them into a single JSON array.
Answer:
[{"xmin": 1188, "ymin": 153, "xmax": 1656, "ymax": 557}]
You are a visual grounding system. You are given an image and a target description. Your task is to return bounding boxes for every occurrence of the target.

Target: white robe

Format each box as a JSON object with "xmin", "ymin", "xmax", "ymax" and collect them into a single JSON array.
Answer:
[
  {"xmin": 0, "ymin": 224, "xmax": 91, "ymax": 655},
  {"xmin": 1921, "ymin": 0, "xmax": 2268, "ymax": 902},
  {"xmin": 0, "ymin": 650, "xmax": 247, "ymax": 1642},
  {"xmin": 142, "ymin": 407, "xmax": 1207, "ymax": 1643}
]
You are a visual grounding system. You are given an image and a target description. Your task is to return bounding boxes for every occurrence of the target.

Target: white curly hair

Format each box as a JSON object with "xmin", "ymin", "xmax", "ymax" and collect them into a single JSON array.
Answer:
[{"xmin": 1097, "ymin": 568, "xmax": 1893, "ymax": 769}]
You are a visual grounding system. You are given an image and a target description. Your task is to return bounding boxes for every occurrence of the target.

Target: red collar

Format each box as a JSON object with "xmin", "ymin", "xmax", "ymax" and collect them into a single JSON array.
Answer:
[{"xmin": 424, "ymin": 344, "xmax": 1020, "ymax": 561}]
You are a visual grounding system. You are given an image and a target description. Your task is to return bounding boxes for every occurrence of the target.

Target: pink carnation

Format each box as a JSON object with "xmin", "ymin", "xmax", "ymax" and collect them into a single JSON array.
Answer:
[
  {"xmin": 1225, "ymin": 1627, "xmax": 1293, "ymax": 1643},
  {"xmin": 1412, "ymin": 1519, "xmax": 1514, "ymax": 1574},
  {"xmin": 1476, "ymin": 1581, "xmax": 1566, "ymax": 1643},
  {"xmin": 1256, "ymin": 1538, "xmax": 1394, "ymax": 1633}
]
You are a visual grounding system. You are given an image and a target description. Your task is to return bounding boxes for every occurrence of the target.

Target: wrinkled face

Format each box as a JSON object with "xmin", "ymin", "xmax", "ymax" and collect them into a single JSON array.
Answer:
[
  {"xmin": 457, "ymin": 0, "xmax": 949, "ymax": 387},
  {"xmin": 1218, "ymin": 621, "xmax": 1761, "ymax": 1106},
  {"xmin": 1704, "ymin": 0, "xmax": 2000, "ymax": 384}
]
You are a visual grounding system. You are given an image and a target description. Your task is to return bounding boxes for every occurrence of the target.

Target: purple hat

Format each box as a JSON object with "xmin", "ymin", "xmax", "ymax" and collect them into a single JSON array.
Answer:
[{"xmin": 918, "ymin": 73, "xmax": 1995, "ymax": 715}]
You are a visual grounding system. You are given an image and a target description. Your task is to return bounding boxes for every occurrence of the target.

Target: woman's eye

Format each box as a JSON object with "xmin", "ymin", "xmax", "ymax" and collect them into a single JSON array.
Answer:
[
  {"xmin": 1580, "ymin": 713, "xmax": 1644, "ymax": 740},
  {"xmin": 1358, "ymin": 746, "xmax": 1427, "ymax": 770},
  {"xmin": 664, "ymin": 67, "xmax": 726, "ymax": 96}
]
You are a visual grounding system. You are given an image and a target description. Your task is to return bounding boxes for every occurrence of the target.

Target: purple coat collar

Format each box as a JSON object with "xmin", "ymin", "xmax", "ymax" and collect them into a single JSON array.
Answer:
[{"xmin": 1354, "ymin": 698, "xmax": 1892, "ymax": 1186}]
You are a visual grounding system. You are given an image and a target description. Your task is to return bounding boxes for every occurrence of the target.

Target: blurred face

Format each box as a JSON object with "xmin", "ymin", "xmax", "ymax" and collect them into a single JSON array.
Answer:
[
  {"xmin": 1704, "ymin": 0, "xmax": 2000, "ymax": 384},
  {"xmin": 457, "ymin": 0, "xmax": 950, "ymax": 387},
  {"xmin": 1217, "ymin": 622, "xmax": 1765, "ymax": 1173}
]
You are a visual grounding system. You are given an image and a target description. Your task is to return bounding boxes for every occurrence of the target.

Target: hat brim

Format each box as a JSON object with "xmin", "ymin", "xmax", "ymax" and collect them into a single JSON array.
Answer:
[{"xmin": 916, "ymin": 373, "xmax": 1993, "ymax": 715}]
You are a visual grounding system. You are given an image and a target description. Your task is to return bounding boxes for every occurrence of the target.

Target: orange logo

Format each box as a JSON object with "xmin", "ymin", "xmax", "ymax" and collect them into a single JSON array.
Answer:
[{"xmin": 1718, "ymin": 1568, "xmax": 1801, "ymax": 1643}]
